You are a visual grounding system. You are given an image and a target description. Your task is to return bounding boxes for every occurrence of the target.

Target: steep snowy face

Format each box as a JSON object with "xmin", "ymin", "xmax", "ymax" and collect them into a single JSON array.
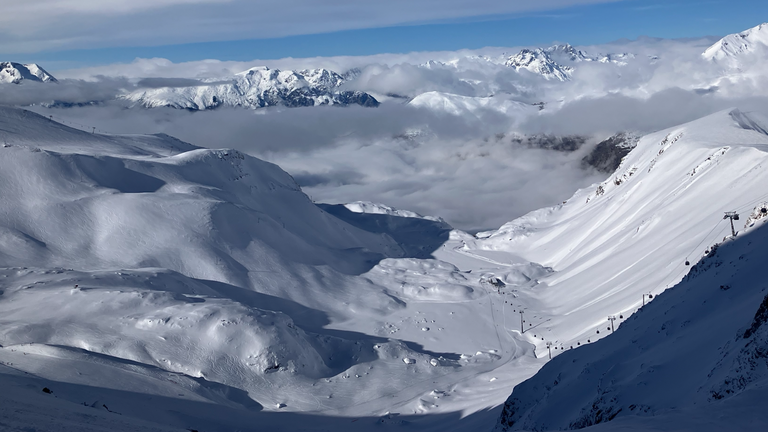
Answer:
[
  {"xmin": 703, "ymin": 22, "xmax": 768, "ymax": 66},
  {"xmin": 504, "ymin": 48, "xmax": 572, "ymax": 81},
  {"xmin": 122, "ymin": 66, "xmax": 379, "ymax": 110},
  {"xmin": 495, "ymin": 218, "xmax": 768, "ymax": 431},
  {"xmin": 0, "ymin": 62, "xmax": 57, "ymax": 84},
  {"xmin": 483, "ymin": 108, "xmax": 768, "ymax": 431}
]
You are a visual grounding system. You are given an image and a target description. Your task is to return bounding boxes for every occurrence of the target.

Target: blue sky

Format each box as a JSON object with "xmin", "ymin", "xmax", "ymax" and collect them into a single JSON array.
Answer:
[{"xmin": 3, "ymin": 0, "xmax": 768, "ymax": 68}]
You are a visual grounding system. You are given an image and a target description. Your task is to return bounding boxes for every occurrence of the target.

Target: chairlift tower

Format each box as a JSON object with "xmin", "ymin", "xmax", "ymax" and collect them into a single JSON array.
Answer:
[
  {"xmin": 724, "ymin": 212, "xmax": 739, "ymax": 237},
  {"xmin": 546, "ymin": 341, "xmax": 553, "ymax": 359},
  {"xmin": 608, "ymin": 315, "xmax": 617, "ymax": 332},
  {"xmin": 643, "ymin": 293, "xmax": 654, "ymax": 306}
]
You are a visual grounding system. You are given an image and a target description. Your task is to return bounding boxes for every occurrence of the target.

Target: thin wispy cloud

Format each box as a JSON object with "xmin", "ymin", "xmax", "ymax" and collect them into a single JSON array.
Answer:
[{"xmin": 0, "ymin": 0, "xmax": 623, "ymax": 54}]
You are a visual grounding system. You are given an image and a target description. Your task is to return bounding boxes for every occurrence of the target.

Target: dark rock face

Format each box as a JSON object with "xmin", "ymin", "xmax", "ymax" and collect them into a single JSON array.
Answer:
[
  {"xmin": 582, "ymin": 133, "xmax": 639, "ymax": 173},
  {"xmin": 744, "ymin": 293, "xmax": 768, "ymax": 339},
  {"xmin": 503, "ymin": 134, "xmax": 589, "ymax": 152},
  {"xmin": 245, "ymin": 88, "xmax": 379, "ymax": 109},
  {"xmin": 336, "ymin": 91, "xmax": 380, "ymax": 107}
]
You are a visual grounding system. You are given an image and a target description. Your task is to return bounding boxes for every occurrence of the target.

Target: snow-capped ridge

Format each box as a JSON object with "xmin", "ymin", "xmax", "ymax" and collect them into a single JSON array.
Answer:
[
  {"xmin": 122, "ymin": 66, "xmax": 378, "ymax": 110},
  {"xmin": 703, "ymin": 22, "xmax": 768, "ymax": 65},
  {"xmin": 505, "ymin": 48, "xmax": 572, "ymax": 81},
  {"xmin": 0, "ymin": 62, "xmax": 58, "ymax": 84},
  {"xmin": 503, "ymin": 43, "xmax": 633, "ymax": 81}
]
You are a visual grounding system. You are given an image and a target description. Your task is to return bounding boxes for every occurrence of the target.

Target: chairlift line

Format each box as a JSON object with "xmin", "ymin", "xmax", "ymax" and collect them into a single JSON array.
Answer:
[{"xmin": 684, "ymin": 217, "xmax": 726, "ymax": 266}]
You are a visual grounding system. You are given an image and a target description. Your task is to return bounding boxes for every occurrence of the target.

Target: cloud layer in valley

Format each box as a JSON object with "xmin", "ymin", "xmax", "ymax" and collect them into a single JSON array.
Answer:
[{"xmin": 7, "ymin": 34, "xmax": 768, "ymax": 230}]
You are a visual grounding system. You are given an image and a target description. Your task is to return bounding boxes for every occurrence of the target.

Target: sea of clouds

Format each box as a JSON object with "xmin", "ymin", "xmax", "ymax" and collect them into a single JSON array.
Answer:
[{"xmin": 5, "ymin": 36, "xmax": 768, "ymax": 230}]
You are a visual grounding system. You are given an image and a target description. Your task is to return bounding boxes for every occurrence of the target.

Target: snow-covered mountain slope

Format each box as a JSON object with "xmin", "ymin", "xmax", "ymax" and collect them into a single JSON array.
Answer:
[
  {"xmin": 502, "ymin": 44, "xmax": 631, "ymax": 81},
  {"xmin": 5, "ymin": 102, "xmax": 768, "ymax": 432},
  {"xmin": 471, "ymin": 109, "xmax": 768, "ymax": 347},
  {"xmin": 0, "ymin": 106, "xmax": 431, "ymax": 412},
  {"xmin": 703, "ymin": 22, "xmax": 768, "ymax": 66},
  {"xmin": 122, "ymin": 66, "xmax": 379, "ymax": 110},
  {"xmin": 0, "ymin": 106, "xmax": 550, "ymax": 431},
  {"xmin": 0, "ymin": 62, "xmax": 57, "ymax": 84},
  {"xmin": 408, "ymin": 91, "xmax": 538, "ymax": 118},
  {"xmin": 495, "ymin": 215, "xmax": 768, "ymax": 431}
]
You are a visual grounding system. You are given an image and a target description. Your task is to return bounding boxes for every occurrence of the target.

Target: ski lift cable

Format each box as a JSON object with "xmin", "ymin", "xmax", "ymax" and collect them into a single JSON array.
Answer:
[
  {"xmin": 685, "ymin": 219, "xmax": 724, "ymax": 264},
  {"xmin": 731, "ymin": 193, "xmax": 768, "ymax": 214}
]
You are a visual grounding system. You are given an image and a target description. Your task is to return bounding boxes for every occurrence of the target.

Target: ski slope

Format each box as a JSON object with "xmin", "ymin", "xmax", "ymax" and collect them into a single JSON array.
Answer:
[
  {"xmin": 471, "ymin": 108, "xmax": 768, "ymax": 352},
  {"xmin": 495, "ymin": 202, "xmax": 768, "ymax": 431}
]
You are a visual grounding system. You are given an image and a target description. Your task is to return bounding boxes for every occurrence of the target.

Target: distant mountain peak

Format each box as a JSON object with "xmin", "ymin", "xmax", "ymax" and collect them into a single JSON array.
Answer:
[
  {"xmin": 0, "ymin": 62, "xmax": 58, "ymax": 84},
  {"xmin": 505, "ymin": 48, "xmax": 572, "ymax": 81},
  {"xmin": 123, "ymin": 66, "xmax": 377, "ymax": 110},
  {"xmin": 703, "ymin": 22, "xmax": 768, "ymax": 66}
]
